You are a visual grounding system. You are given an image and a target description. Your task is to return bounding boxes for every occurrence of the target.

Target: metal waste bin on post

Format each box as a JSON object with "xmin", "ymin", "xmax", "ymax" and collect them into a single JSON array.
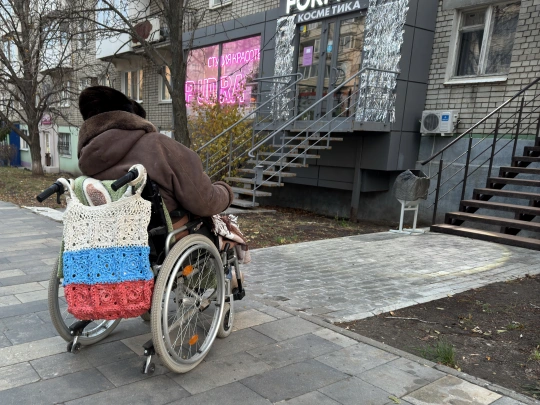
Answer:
[{"xmin": 390, "ymin": 170, "xmax": 430, "ymax": 234}]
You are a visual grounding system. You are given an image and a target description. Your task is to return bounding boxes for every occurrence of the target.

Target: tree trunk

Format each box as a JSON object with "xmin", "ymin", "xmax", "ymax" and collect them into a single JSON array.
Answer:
[{"xmin": 29, "ymin": 125, "xmax": 44, "ymax": 176}]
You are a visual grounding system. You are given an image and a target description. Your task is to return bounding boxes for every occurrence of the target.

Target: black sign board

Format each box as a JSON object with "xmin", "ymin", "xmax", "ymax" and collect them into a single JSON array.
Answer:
[{"xmin": 295, "ymin": 0, "xmax": 368, "ymax": 22}]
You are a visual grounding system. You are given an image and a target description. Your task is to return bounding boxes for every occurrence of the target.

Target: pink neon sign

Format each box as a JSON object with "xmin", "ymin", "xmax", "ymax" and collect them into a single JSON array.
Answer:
[{"xmin": 185, "ymin": 36, "xmax": 261, "ymax": 106}]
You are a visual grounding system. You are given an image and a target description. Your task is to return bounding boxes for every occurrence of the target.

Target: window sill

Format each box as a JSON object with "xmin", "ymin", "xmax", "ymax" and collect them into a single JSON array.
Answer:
[
  {"xmin": 159, "ymin": 99, "xmax": 172, "ymax": 104},
  {"xmin": 20, "ymin": 148, "xmax": 29, "ymax": 151},
  {"xmin": 444, "ymin": 75, "xmax": 508, "ymax": 86},
  {"xmin": 60, "ymin": 154, "xmax": 72, "ymax": 159},
  {"xmin": 209, "ymin": 1, "xmax": 232, "ymax": 10}
]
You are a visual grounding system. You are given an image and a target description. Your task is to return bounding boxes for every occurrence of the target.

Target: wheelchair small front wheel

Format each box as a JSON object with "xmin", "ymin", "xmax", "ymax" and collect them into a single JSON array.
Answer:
[
  {"xmin": 48, "ymin": 259, "xmax": 121, "ymax": 345},
  {"xmin": 151, "ymin": 235, "xmax": 225, "ymax": 373},
  {"xmin": 217, "ymin": 302, "xmax": 234, "ymax": 338}
]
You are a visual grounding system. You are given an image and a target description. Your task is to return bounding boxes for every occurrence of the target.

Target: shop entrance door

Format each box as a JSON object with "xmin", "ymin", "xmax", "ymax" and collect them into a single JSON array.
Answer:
[{"xmin": 296, "ymin": 14, "xmax": 366, "ymax": 121}]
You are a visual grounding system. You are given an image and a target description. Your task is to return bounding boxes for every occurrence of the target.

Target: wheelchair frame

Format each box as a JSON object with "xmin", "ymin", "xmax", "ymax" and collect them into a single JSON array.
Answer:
[{"xmin": 42, "ymin": 171, "xmax": 245, "ymax": 375}]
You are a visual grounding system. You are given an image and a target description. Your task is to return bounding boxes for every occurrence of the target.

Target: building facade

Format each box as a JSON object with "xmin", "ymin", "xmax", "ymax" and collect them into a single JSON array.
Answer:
[{"xmin": 416, "ymin": 0, "xmax": 540, "ymax": 223}]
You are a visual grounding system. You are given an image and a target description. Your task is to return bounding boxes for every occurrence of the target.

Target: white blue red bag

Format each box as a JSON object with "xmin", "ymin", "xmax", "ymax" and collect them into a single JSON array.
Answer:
[{"xmin": 59, "ymin": 165, "xmax": 154, "ymax": 320}]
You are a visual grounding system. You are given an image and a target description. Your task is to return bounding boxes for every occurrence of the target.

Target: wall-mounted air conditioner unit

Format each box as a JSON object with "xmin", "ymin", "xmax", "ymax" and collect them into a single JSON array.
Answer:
[{"xmin": 421, "ymin": 110, "xmax": 458, "ymax": 136}]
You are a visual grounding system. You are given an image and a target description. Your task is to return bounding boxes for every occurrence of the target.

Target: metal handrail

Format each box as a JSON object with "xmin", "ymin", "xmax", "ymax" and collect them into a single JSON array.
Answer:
[
  {"xmin": 195, "ymin": 73, "xmax": 304, "ymax": 154},
  {"xmin": 248, "ymin": 67, "xmax": 400, "ymax": 158},
  {"xmin": 421, "ymin": 76, "xmax": 540, "ymax": 166}
]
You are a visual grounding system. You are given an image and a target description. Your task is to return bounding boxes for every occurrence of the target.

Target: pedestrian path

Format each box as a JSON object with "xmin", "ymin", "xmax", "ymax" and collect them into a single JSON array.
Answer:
[{"xmin": 0, "ymin": 201, "xmax": 537, "ymax": 405}]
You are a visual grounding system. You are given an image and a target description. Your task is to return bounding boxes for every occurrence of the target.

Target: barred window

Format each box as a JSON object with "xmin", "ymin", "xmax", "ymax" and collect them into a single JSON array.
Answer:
[{"xmin": 58, "ymin": 133, "xmax": 71, "ymax": 157}]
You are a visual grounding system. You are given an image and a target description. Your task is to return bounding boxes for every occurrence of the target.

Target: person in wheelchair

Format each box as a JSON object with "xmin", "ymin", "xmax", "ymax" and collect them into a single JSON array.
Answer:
[{"xmin": 77, "ymin": 85, "xmax": 234, "ymax": 224}]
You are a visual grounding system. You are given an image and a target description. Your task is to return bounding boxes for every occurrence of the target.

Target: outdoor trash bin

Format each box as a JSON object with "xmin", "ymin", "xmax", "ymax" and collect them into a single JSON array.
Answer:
[{"xmin": 393, "ymin": 170, "xmax": 430, "ymax": 201}]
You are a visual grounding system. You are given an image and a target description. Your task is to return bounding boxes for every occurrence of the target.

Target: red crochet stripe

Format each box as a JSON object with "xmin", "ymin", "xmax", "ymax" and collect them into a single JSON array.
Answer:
[{"xmin": 64, "ymin": 279, "xmax": 154, "ymax": 320}]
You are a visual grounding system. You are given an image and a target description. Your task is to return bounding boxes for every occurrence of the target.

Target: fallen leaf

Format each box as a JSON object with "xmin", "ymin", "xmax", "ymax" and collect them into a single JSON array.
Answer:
[
  {"xmin": 436, "ymin": 307, "xmax": 445, "ymax": 310},
  {"xmin": 497, "ymin": 330, "xmax": 507, "ymax": 334},
  {"xmin": 390, "ymin": 311, "xmax": 395, "ymax": 316},
  {"xmin": 388, "ymin": 396, "xmax": 400, "ymax": 404},
  {"xmin": 486, "ymin": 356, "xmax": 491, "ymax": 361},
  {"xmin": 434, "ymin": 330, "xmax": 441, "ymax": 334}
]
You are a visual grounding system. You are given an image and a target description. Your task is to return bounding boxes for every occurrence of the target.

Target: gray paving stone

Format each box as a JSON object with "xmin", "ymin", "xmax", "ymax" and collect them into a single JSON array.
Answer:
[
  {"xmin": 491, "ymin": 397, "xmax": 528, "ymax": 405},
  {"xmin": 0, "ymin": 334, "xmax": 11, "ymax": 348},
  {"xmin": 65, "ymin": 375, "xmax": 190, "ymax": 405},
  {"xmin": 30, "ymin": 352, "xmax": 93, "ymax": 380},
  {"xmin": 275, "ymin": 391, "xmax": 341, "ymax": 405},
  {"xmin": 0, "ymin": 282, "xmax": 44, "ymax": 297},
  {"xmin": 0, "ymin": 296, "xmax": 21, "ymax": 307},
  {"xmin": 247, "ymin": 333, "xmax": 342, "ymax": 369},
  {"xmin": 232, "ymin": 308, "xmax": 277, "ymax": 331},
  {"xmin": 0, "ymin": 299, "xmax": 48, "ymax": 320},
  {"xmin": 80, "ymin": 340, "xmax": 138, "ymax": 368},
  {"xmin": 97, "ymin": 354, "xmax": 167, "ymax": 387},
  {"xmin": 252, "ymin": 316, "xmax": 322, "ymax": 341},
  {"xmin": 319, "ymin": 376, "xmax": 395, "ymax": 405},
  {"xmin": 315, "ymin": 342, "xmax": 398, "ymax": 376},
  {"xmin": 0, "ymin": 362, "xmax": 40, "ymax": 392},
  {"xmin": 2, "ymin": 313, "xmax": 57, "ymax": 345},
  {"xmin": 99, "ymin": 318, "xmax": 151, "ymax": 344},
  {"xmin": 0, "ymin": 270, "xmax": 25, "ymax": 279},
  {"xmin": 241, "ymin": 359, "xmax": 348, "ymax": 403},
  {"xmin": 0, "ymin": 272, "xmax": 50, "ymax": 287},
  {"xmin": 0, "ymin": 368, "xmax": 114, "ymax": 405},
  {"xmin": 402, "ymin": 375, "xmax": 502, "ymax": 405},
  {"xmin": 357, "ymin": 359, "xmax": 441, "ymax": 397},
  {"xmin": 172, "ymin": 352, "xmax": 273, "ymax": 395},
  {"xmin": 168, "ymin": 382, "xmax": 271, "ymax": 405},
  {"xmin": 0, "ymin": 336, "xmax": 65, "ymax": 368},
  {"xmin": 204, "ymin": 327, "xmax": 277, "ymax": 362}
]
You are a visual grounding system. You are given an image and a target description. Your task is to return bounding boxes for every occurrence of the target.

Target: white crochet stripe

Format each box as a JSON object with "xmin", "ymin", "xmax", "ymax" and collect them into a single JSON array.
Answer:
[{"xmin": 62, "ymin": 190, "xmax": 151, "ymax": 253}]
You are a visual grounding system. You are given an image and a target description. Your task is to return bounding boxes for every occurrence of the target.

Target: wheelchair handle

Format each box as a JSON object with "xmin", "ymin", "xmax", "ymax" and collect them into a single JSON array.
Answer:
[
  {"xmin": 111, "ymin": 168, "xmax": 139, "ymax": 191},
  {"xmin": 36, "ymin": 181, "xmax": 65, "ymax": 203}
]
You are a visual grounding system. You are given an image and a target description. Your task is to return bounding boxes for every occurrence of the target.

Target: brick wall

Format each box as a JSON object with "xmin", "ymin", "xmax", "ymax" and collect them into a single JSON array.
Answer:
[
  {"xmin": 424, "ymin": 0, "xmax": 540, "ymax": 134},
  {"xmin": 189, "ymin": 0, "xmax": 280, "ymax": 29}
]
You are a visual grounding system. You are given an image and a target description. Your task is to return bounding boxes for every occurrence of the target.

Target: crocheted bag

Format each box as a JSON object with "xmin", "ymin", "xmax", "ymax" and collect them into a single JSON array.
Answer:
[{"xmin": 59, "ymin": 165, "xmax": 154, "ymax": 320}]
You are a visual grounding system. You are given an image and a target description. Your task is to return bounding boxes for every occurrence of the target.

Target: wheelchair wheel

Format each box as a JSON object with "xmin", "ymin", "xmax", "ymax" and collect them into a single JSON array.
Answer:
[
  {"xmin": 217, "ymin": 302, "xmax": 234, "ymax": 338},
  {"xmin": 48, "ymin": 259, "xmax": 121, "ymax": 345},
  {"xmin": 151, "ymin": 235, "xmax": 225, "ymax": 373}
]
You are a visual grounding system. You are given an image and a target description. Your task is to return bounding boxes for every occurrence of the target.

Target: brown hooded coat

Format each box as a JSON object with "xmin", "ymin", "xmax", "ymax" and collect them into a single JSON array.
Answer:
[{"xmin": 77, "ymin": 110, "xmax": 234, "ymax": 217}]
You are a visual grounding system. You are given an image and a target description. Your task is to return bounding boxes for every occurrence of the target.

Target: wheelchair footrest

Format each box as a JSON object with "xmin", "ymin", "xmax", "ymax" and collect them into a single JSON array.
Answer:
[
  {"xmin": 233, "ymin": 288, "xmax": 245, "ymax": 301},
  {"xmin": 141, "ymin": 339, "xmax": 156, "ymax": 375},
  {"xmin": 69, "ymin": 320, "xmax": 93, "ymax": 337}
]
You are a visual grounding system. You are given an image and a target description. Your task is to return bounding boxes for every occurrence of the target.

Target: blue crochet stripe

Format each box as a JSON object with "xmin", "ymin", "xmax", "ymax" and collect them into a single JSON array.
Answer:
[{"xmin": 62, "ymin": 246, "xmax": 153, "ymax": 286}]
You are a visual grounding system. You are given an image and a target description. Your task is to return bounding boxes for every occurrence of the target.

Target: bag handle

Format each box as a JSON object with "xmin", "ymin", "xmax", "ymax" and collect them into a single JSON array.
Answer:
[{"xmin": 127, "ymin": 164, "xmax": 148, "ymax": 196}]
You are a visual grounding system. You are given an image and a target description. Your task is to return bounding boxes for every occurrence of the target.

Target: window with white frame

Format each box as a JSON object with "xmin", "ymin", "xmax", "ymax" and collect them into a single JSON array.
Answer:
[
  {"xmin": 99, "ymin": 74, "xmax": 111, "ymax": 87},
  {"xmin": 209, "ymin": 0, "xmax": 232, "ymax": 8},
  {"xmin": 160, "ymin": 66, "xmax": 172, "ymax": 102},
  {"xmin": 20, "ymin": 129, "xmax": 29, "ymax": 150},
  {"xmin": 58, "ymin": 132, "xmax": 71, "ymax": 157},
  {"xmin": 61, "ymin": 81, "xmax": 71, "ymax": 107},
  {"xmin": 122, "ymin": 70, "xmax": 143, "ymax": 101},
  {"xmin": 450, "ymin": 2, "xmax": 520, "ymax": 79},
  {"xmin": 80, "ymin": 77, "xmax": 92, "ymax": 90}
]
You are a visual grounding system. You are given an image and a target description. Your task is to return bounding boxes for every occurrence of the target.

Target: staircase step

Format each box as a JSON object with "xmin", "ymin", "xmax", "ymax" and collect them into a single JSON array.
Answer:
[
  {"xmin": 282, "ymin": 136, "xmax": 343, "ymax": 142},
  {"xmin": 258, "ymin": 152, "xmax": 320, "ymax": 159},
  {"xmin": 231, "ymin": 198, "xmax": 259, "ymax": 208},
  {"xmin": 446, "ymin": 212, "xmax": 540, "ymax": 232},
  {"xmin": 524, "ymin": 146, "xmax": 540, "ymax": 153},
  {"xmin": 461, "ymin": 199, "xmax": 540, "ymax": 216},
  {"xmin": 512, "ymin": 156, "xmax": 540, "ymax": 163},
  {"xmin": 430, "ymin": 224, "xmax": 540, "ymax": 250},
  {"xmin": 499, "ymin": 166, "xmax": 540, "ymax": 175},
  {"xmin": 281, "ymin": 144, "xmax": 332, "ymax": 150},
  {"xmin": 237, "ymin": 168, "xmax": 296, "ymax": 178},
  {"xmin": 225, "ymin": 177, "xmax": 284, "ymax": 187},
  {"xmin": 232, "ymin": 187, "xmax": 272, "ymax": 197},
  {"xmin": 247, "ymin": 160, "xmax": 308, "ymax": 168},
  {"xmin": 488, "ymin": 177, "xmax": 540, "ymax": 187},
  {"xmin": 474, "ymin": 188, "xmax": 540, "ymax": 201}
]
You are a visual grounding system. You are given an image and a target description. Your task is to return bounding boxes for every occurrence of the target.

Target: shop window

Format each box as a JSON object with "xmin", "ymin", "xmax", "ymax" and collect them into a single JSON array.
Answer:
[
  {"xmin": 160, "ymin": 66, "xmax": 172, "ymax": 102},
  {"xmin": 185, "ymin": 36, "xmax": 261, "ymax": 108},
  {"xmin": 122, "ymin": 70, "xmax": 143, "ymax": 101},
  {"xmin": 450, "ymin": 2, "xmax": 520, "ymax": 81},
  {"xmin": 209, "ymin": 0, "xmax": 232, "ymax": 9},
  {"xmin": 58, "ymin": 133, "xmax": 71, "ymax": 157}
]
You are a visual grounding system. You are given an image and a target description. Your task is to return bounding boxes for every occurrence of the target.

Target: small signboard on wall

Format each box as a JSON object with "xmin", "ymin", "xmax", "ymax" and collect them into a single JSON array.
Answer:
[{"xmin": 302, "ymin": 46, "xmax": 314, "ymax": 66}]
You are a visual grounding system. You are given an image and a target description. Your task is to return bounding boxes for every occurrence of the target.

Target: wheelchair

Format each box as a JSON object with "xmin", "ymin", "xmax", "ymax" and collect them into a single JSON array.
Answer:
[{"xmin": 37, "ymin": 166, "xmax": 245, "ymax": 374}]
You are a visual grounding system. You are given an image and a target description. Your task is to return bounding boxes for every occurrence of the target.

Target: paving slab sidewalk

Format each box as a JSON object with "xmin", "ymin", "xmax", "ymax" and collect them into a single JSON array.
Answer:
[{"xmin": 0, "ymin": 201, "xmax": 538, "ymax": 405}]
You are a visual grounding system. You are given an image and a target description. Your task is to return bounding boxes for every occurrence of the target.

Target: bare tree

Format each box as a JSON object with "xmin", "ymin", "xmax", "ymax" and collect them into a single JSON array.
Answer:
[
  {"xmin": 78, "ymin": 0, "xmax": 223, "ymax": 148},
  {"xmin": 0, "ymin": 0, "xmax": 104, "ymax": 175}
]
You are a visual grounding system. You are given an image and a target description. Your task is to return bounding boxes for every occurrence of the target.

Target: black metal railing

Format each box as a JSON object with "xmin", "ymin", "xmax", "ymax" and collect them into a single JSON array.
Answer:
[{"xmin": 421, "ymin": 76, "xmax": 540, "ymax": 224}]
